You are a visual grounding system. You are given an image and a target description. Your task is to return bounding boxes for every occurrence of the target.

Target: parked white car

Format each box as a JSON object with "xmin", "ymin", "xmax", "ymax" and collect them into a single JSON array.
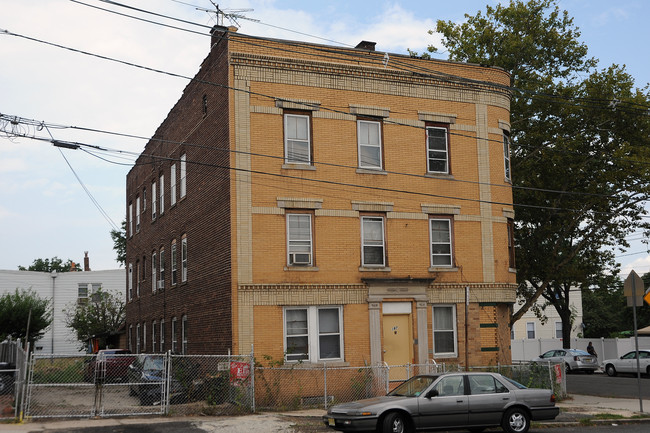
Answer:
[{"xmin": 602, "ymin": 349, "xmax": 650, "ymax": 377}]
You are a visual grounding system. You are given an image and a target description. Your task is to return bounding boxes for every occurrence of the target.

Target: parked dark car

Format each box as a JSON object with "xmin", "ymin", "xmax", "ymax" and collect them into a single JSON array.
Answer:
[
  {"xmin": 0, "ymin": 362, "xmax": 15, "ymax": 395},
  {"xmin": 323, "ymin": 372, "xmax": 558, "ymax": 433},
  {"xmin": 83, "ymin": 349, "xmax": 135, "ymax": 382},
  {"xmin": 127, "ymin": 355, "xmax": 196, "ymax": 406}
]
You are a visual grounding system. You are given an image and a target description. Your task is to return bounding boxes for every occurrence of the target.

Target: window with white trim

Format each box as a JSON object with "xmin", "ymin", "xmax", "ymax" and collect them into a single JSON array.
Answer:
[
  {"xmin": 555, "ymin": 321, "xmax": 562, "ymax": 339},
  {"xmin": 151, "ymin": 252, "xmax": 157, "ymax": 293},
  {"xmin": 128, "ymin": 263, "xmax": 133, "ymax": 300},
  {"xmin": 526, "ymin": 322, "xmax": 536, "ymax": 339},
  {"xmin": 160, "ymin": 319, "xmax": 165, "ymax": 352},
  {"xmin": 171, "ymin": 317, "xmax": 178, "ymax": 353},
  {"xmin": 181, "ymin": 235, "xmax": 187, "ymax": 282},
  {"xmin": 128, "ymin": 202, "xmax": 133, "ymax": 237},
  {"xmin": 426, "ymin": 125, "xmax": 449, "ymax": 174},
  {"xmin": 507, "ymin": 218, "xmax": 516, "ymax": 269},
  {"xmin": 284, "ymin": 113, "xmax": 311, "ymax": 164},
  {"xmin": 152, "ymin": 320, "xmax": 157, "ymax": 353},
  {"xmin": 159, "ymin": 247, "xmax": 165, "ymax": 290},
  {"xmin": 159, "ymin": 173, "xmax": 165, "ymax": 215},
  {"xmin": 182, "ymin": 315, "xmax": 188, "ymax": 355},
  {"xmin": 287, "ymin": 213, "xmax": 313, "ymax": 266},
  {"xmin": 171, "ymin": 239, "xmax": 177, "ymax": 286},
  {"xmin": 136, "ymin": 323, "xmax": 141, "ymax": 354},
  {"xmin": 180, "ymin": 153, "xmax": 186, "ymax": 198},
  {"xmin": 151, "ymin": 180, "xmax": 157, "ymax": 220},
  {"xmin": 432, "ymin": 305, "xmax": 457, "ymax": 357},
  {"xmin": 284, "ymin": 306, "xmax": 343, "ymax": 363},
  {"xmin": 504, "ymin": 133, "xmax": 511, "ymax": 181},
  {"xmin": 357, "ymin": 120, "xmax": 382, "ymax": 169},
  {"xmin": 170, "ymin": 163, "xmax": 177, "ymax": 206},
  {"xmin": 430, "ymin": 218, "xmax": 453, "ymax": 267},
  {"xmin": 135, "ymin": 195, "xmax": 141, "ymax": 233},
  {"xmin": 136, "ymin": 260, "xmax": 140, "ymax": 297},
  {"xmin": 361, "ymin": 216, "xmax": 385, "ymax": 266}
]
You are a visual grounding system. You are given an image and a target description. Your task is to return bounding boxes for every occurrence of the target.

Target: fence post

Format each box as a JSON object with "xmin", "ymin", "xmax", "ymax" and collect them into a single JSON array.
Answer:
[
  {"xmin": 165, "ymin": 351, "xmax": 172, "ymax": 414},
  {"xmin": 250, "ymin": 344, "xmax": 255, "ymax": 413},
  {"xmin": 323, "ymin": 363, "xmax": 328, "ymax": 410}
]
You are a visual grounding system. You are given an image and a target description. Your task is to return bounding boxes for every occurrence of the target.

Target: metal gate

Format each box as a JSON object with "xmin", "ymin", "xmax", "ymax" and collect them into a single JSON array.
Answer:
[
  {"xmin": 24, "ymin": 352, "xmax": 167, "ymax": 418},
  {"xmin": 24, "ymin": 351, "xmax": 255, "ymax": 419}
]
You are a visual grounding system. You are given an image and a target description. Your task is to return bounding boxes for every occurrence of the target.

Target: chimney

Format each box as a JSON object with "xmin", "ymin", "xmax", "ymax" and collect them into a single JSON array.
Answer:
[
  {"xmin": 84, "ymin": 251, "xmax": 91, "ymax": 271},
  {"xmin": 355, "ymin": 41, "xmax": 376, "ymax": 51},
  {"xmin": 210, "ymin": 25, "xmax": 237, "ymax": 48}
]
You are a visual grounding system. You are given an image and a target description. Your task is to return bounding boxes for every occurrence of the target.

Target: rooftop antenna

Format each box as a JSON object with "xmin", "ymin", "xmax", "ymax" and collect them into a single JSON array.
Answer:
[{"xmin": 195, "ymin": 1, "xmax": 259, "ymax": 28}]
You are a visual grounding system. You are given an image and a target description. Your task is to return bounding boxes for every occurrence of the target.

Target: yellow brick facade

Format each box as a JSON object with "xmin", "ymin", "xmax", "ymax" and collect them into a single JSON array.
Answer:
[{"xmin": 217, "ymin": 28, "xmax": 516, "ymax": 369}]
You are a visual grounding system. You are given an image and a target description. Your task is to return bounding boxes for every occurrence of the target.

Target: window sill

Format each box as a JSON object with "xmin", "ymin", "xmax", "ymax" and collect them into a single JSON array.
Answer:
[
  {"xmin": 283, "ymin": 360, "xmax": 349, "ymax": 368},
  {"xmin": 431, "ymin": 354, "xmax": 458, "ymax": 359},
  {"xmin": 282, "ymin": 163, "xmax": 315, "ymax": 170},
  {"xmin": 284, "ymin": 266, "xmax": 319, "ymax": 271},
  {"xmin": 425, "ymin": 172, "xmax": 454, "ymax": 179},
  {"xmin": 356, "ymin": 168, "xmax": 387, "ymax": 175},
  {"xmin": 509, "ymin": 267, "xmax": 517, "ymax": 274},
  {"xmin": 359, "ymin": 266, "xmax": 391, "ymax": 272},
  {"xmin": 429, "ymin": 266, "xmax": 458, "ymax": 272}
]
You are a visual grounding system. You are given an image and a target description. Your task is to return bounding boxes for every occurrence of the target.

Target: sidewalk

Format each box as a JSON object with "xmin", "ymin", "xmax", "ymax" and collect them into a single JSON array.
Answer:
[{"xmin": 2, "ymin": 394, "xmax": 650, "ymax": 432}]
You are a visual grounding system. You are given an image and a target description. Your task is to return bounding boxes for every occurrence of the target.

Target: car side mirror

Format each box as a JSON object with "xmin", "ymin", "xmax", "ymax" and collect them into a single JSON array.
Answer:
[{"xmin": 425, "ymin": 389, "xmax": 439, "ymax": 399}]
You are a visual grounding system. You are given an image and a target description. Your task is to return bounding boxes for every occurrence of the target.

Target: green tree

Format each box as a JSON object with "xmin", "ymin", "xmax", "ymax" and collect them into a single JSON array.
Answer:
[
  {"xmin": 64, "ymin": 288, "xmax": 125, "ymax": 349},
  {"xmin": 18, "ymin": 257, "xmax": 81, "ymax": 272},
  {"xmin": 582, "ymin": 277, "xmax": 650, "ymax": 338},
  {"xmin": 110, "ymin": 220, "xmax": 126, "ymax": 267},
  {"xmin": 0, "ymin": 289, "xmax": 52, "ymax": 344},
  {"xmin": 426, "ymin": 0, "xmax": 650, "ymax": 339}
]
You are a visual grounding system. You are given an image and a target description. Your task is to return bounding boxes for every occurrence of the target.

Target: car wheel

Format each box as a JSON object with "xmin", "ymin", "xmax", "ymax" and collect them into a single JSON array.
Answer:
[
  {"xmin": 382, "ymin": 412, "xmax": 409, "ymax": 433},
  {"xmin": 502, "ymin": 407, "xmax": 530, "ymax": 433},
  {"xmin": 564, "ymin": 363, "xmax": 571, "ymax": 374},
  {"xmin": 139, "ymin": 392, "xmax": 151, "ymax": 406},
  {"xmin": 129, "ymin": 384, "xmax": 136, "ymax": 396},
  {"xmin": 605, "ymin": 364, "xmax": 617, "ymax": 377}
]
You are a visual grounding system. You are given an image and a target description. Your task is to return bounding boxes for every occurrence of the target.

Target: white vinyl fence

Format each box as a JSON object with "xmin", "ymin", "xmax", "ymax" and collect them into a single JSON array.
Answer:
[{"xmin": 512, "ymin": 336, "xmax": 650, "ymax": 364}]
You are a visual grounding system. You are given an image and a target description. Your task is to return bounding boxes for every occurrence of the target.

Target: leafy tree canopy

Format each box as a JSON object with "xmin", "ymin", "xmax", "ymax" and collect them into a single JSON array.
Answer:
[
  {"xmin": 423, "ymin": 0, "xmax": 650, "ymax": 325},
  {"xmin": 0, "ymin": 289, "xmax": 52, "ymax": 343},
  {"xmin": 110, "ymin": 220, "xmax": 126, "ymax": 267},
  {"xmin": 18, "ymin": 257, "xmax": 81, "ymax": 272},
  {"xmin": 64, "ymin": 288, "xmax": 125, "ymax": 350}
]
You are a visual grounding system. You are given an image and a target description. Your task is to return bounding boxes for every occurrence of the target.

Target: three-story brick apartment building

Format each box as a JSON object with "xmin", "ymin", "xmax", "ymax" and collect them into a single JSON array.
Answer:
[{"xmin": 125, "ymin": 26, "xmax": 515, "ymax": 370}]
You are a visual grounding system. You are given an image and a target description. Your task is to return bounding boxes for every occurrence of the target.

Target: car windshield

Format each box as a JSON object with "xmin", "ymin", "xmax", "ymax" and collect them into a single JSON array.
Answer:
[
  {"xmin": 143, "ymin": 356, "xmax": 164, "ymax": 371},
  {"xmin": 503, "ymin": 377, "xmax": 527, "ymax": 389},
  {"xmin": 388, "ymin": 376, "xmax": 437, "ymax": 397}
]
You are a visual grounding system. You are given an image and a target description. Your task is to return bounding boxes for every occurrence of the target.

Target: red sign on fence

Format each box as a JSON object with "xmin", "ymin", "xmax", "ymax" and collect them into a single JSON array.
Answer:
[
  {"xmin": 554, "ymin": 363, "xmax": 563, "ymax": 384},
  {"xmin": 230, "ymin": 361, "xmax": 250, "ymax": 385}
]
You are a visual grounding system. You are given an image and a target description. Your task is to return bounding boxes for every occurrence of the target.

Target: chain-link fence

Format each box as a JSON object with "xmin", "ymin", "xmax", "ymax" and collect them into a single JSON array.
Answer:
[
  {"xmin": 18, "ymin": 351, "xmax": 562, "ymax": 419},
  {"xmin": 0, "ymin": 338, "xmax": 28, "ymax": 421},
  {"xmin": 24, "ymin": 351, "xmax": 254, "ymax": 419}
]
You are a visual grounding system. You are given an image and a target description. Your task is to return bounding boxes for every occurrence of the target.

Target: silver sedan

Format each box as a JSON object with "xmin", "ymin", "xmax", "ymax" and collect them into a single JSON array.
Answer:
[
  {"xmin": 322, "ymin": 372, "xmax": 558, "ymax": 433},
  {"xmin": 532, "ymin": 349, "xmax": 598, "ymax": 374}
]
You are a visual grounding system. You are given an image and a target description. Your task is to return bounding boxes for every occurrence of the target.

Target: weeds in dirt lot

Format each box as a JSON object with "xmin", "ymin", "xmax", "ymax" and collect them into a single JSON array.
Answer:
[{"xmin": 32, "ymin": 357, "xmax": 85, "ymax": 384}]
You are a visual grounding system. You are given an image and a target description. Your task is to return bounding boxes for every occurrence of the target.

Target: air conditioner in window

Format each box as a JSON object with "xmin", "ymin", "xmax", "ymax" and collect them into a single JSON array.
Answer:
[
  {"xmin": 158, "ymin": 280, "xmax": 165, "ymax": 289},
  {"xmin": 290, "ymin": 252, "xmax": 311, "ymax": 265}
]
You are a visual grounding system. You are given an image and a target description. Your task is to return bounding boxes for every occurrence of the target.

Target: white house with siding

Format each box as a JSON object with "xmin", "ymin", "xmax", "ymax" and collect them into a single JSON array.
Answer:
[
  {"xmin": 512, "ymin": 289, "xmax": 584, "ymax": 341},
  {"xmin": 0, "ymin": 266, "xmax": 125, "ymax": 354}
]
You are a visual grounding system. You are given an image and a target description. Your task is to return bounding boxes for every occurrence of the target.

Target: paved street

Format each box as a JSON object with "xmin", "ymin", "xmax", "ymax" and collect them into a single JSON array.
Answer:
[{"xmin": 567, "ymin": 372, "xmax": 650, "ymax": 399}]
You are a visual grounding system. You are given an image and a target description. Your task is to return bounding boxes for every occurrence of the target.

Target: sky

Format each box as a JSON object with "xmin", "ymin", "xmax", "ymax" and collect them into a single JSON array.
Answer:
[{"xmin": 1, "ymin": 0, "xmax": 649, "ymax": 277}]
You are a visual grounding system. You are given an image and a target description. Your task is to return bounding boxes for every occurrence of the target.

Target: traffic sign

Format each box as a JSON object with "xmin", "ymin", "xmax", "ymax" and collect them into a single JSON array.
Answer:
[
  {"xmin": 645, "ymin": 289, "xmax": 650, "ymax": 307},
  {"xmin": 624, "ymin": 270, "xmax": 644, "ymax": 307}
]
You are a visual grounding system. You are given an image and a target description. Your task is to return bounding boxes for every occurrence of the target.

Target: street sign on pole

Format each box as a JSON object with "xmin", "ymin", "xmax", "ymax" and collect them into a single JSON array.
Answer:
[
  {"xmin": 644, "ymin": 289, "xmax": 650, "ymax": 307},
  {"xmin": 623, "ymin": 270, "xmax": 644, "ymax": 413}
]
